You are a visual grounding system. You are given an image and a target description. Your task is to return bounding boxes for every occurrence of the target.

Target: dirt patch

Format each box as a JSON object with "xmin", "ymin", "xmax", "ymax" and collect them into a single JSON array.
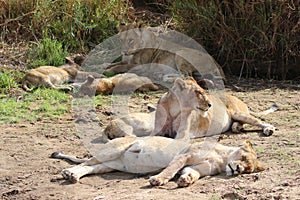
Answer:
[{"xmin": 1, "ymin": 78, "xmax": 300, "ymax": 200}]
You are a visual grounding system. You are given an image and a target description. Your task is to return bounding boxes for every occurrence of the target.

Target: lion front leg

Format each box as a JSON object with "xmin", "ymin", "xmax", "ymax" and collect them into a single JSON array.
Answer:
[
  {"xmin": 231, "ymin": 113, "xmax": 276, "ymax": 136},
  {"xmin": 177, "ymin": 167, "xmax": 200, "ymax": 187},
  {"xmin": 149, "ymin": 154, "xmax": 190, "ymax": 186}
]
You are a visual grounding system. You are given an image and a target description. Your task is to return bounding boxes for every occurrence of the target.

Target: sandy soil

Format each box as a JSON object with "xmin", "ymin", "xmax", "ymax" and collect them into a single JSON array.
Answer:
[{"xmin": 1, "ymin": 78, "xmax": 299, "ymax": 200}]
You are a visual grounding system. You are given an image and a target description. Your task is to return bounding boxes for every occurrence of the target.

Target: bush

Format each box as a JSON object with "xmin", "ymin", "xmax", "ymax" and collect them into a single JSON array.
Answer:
[
  {"xmin": 27, "ymin": 38, "xmax": 69, "ymax": 68},
  {"xmin": 0, "ymin": 0, "xmax": 129, "ymax": 51},
  {"xmin": 168, "ymin": 0, "xmax": 300, "ymax": 79},
  {"xmin": 0, "ymin": 71, "xmax": 20, "ymax": 94}
]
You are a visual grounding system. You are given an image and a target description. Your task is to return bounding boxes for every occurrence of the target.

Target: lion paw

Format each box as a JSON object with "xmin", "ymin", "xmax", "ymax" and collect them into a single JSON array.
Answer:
[
  {"xmin": 61, "ymin": 169, "xmax": 79, "ymax": 183},
  {"xmin": 149, "ymin": 175, "xmax": 168, "ymax": 186},
  {"xmin": 177, "ymin": 173, "xmax": 196, "ymax": 187},
  {"xmin": 231, "ymin": 122, "xmax": 243, "ymax": 133},
  {"xmin": 263, "ymin": 125, "xmax": 276, "ymax": 136},
  {"xmin": 61, "ymin": 169, "xmax": 71, "ymax": 180}
]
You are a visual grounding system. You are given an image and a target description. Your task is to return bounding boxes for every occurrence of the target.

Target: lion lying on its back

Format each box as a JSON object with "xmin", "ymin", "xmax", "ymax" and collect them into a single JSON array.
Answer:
[{"xmin": 52, "ymin": 137, "xmax": 264, "ymax": 187}]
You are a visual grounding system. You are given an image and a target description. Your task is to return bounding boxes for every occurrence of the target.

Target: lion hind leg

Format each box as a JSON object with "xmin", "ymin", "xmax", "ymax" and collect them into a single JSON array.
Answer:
[
  {"xmin": 105, "ymin": 63, "xmax": 136, "ymax": 74},
  {"xmin": 62, "ymin": 164, "xmax": 115, "ymax": 183},
  {"xmin": 177, "ymin": 167, "xmax": 200, "ymax": 187},
  {"xmin": 42, "ymin": 78, "xmax": 72, "ymax": 91},
  {"xmin": 231, "ymin": 113, "xmax": 275, "ymax": 136}
]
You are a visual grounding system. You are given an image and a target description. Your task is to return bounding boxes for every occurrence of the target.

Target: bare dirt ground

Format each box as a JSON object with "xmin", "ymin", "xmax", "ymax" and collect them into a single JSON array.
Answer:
[{"xmin": 1, "ymin": 77, "xmax": 300, "ymax": 200}]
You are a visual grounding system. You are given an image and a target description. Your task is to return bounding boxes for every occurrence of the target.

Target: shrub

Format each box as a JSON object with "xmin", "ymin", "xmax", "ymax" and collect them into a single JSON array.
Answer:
[
  {"xmin": 167, "ymin": 0, "xmax": 300, "ymax": 79},
  {"xmin": 27, "ymin": 38, "xmax": 69, "ymax": 68},
  {"xmin": 0, "ymin": 0, "xmax": 129, "ymax": 51},
  {"xmin": 0, "ymin": 71, "xmax": 20, "ymax": 94}
]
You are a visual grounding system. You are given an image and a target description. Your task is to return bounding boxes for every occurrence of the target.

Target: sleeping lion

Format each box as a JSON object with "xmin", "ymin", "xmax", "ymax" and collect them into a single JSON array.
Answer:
[
  {"xmin": 51, "ymin": 137, "xmax": 264, "ymax": 187},
  {"xmin": 79, "ymin": 73, "xmax": 159, "ymax": 95}
]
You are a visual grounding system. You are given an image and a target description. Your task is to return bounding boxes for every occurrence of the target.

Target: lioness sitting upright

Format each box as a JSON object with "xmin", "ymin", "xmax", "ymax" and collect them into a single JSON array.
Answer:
[
  {"xmin": 152, "ymin": 77, "xmax": 276, "ymax": 139},
  {"xmin": 51, "ymin": 137, "xmax": 264, "ymax": 187}
]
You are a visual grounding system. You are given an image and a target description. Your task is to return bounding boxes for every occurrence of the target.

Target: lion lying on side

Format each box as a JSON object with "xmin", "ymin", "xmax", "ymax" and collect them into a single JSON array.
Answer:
[
  {"xmin": 79, "ymin": 73, "xmax": 159, "ymax": 95},
  {"xmin": 21, "ymin": 56, "xmax": 104, "ymax": 91},
  {"xmin": 51, "ymin": 137, "xmax": 264, "ymax": 187},
  {"xmin": 103, "ymin": 24, "xmax": 225, "ymax": 84}
]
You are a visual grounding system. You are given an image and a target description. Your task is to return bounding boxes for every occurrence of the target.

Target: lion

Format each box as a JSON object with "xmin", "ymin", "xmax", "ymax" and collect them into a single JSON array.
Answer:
[
  {"xmin": 79, "ymin": 73, "xmax": 159, "ymax": 95},
  {"xmin": 21, "ymin": 56, "xmax": 104, "ymax": 91},
  {"xmin": 51, "ymin": 137, "xmax": 264, "ymax": 187},
  {"xmin": 103, "ymin": 77, "xmax": 276, "ymax": 141},
  {"xmin": 103, "ymin": 23, "xmax": 225, "ymax": 84},
  {"xmin": 152, "ymin": 77, "xmax": 277, "ymax": 139},
  {"xmin": 102, "ymin": 107, "xmax": 156, "ymax": 142}
]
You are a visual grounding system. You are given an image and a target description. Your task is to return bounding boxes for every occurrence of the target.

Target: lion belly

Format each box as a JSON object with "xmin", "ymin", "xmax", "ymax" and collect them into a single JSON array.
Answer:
[
  {"xmin": 103, "ymin": 137, "xmax": 190, "ymax": 173},
  {"xmin": 206, "ymin": 96, "xmax": 232, "ymax": 136},
  {"xmin": 36, "ymin": 66, "xmax": 70, "ymax": 84}
]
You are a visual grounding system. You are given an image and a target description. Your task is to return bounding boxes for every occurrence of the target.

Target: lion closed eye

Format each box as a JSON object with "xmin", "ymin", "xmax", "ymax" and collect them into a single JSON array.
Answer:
[{"xmin": 52, "ymin": 138, "xmax": 264, "ymax": 187}]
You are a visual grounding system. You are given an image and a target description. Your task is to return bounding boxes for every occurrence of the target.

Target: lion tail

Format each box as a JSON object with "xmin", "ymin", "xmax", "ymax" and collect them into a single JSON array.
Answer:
[
  {"xmin": 50, "ymin": 152, "xmax": 88, "ymax": 164},
  {"xmin": 252, "ymin": 103, "xmax": 279, "ymax": 117}
]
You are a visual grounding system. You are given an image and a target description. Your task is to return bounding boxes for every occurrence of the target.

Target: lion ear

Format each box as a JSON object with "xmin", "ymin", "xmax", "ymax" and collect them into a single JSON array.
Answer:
[
  {"xmin": 256, "ymin": 162, "xmax": 265, "ymax": 172},
  {"xmin": 174, "ymin": 78, "xmax": 185, "ymax": 91},
  {"xmin": 243, "ymin": 140, "xmax": 254, "ymax": 151}
]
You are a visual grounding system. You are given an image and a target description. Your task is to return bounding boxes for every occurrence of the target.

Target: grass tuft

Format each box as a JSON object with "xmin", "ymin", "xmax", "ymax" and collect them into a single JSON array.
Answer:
[
  {"xmin": 0, "ymin": 71, "xmax": 20, "ymax": 94},
  {"xmin": 0, "ymin": 88, "xmax": 71, "ymax": 124},
  {"xmin": 27, "ymin": 38, "xmax": 69, "ymax": 68}
]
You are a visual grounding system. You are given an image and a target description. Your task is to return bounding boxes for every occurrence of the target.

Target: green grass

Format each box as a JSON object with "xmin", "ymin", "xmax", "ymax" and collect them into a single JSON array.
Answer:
[
  {"xmin": 0, "ymin": 71, "xmax": 21, "ymax": 94},
  {"xmin": 0, "ymin": 88, "xmax": 71, "ymax": 124},
  {"xmin": 27, "ymin": 37, "xmax": 69, "ymax": 68},
  {"xmin": 209, "ymin": 195, "xmax": 221, "ymax": 200},
  {"xmin": 1, "ymin": 0, "xmax": 127, "ymax": 51},
  {"xmin": 94, "ymin": 94, "xmax": 112, "ymax": 106}
]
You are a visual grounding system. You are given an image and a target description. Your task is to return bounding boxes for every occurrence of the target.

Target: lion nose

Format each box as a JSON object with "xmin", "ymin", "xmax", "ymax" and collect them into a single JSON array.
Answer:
[{"xmin": 207, "ymin": 103, "xmax": 212, "ymax": 108}]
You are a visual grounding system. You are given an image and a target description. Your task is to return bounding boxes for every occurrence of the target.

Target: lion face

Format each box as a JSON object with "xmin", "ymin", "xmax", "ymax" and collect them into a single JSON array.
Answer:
[
  {"xmin": 173, "ymin": 77, "xmax": 212, "ymax": 116},
  {"xmin": 118, "ymin": 23, "xmax": 157, "ymax": 55},
  {"xmin": 226, "ymin": 140, "xmax": 265, "ymax": 176}
]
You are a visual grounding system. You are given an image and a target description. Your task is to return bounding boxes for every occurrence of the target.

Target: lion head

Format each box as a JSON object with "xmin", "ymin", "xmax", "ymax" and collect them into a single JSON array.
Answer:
[
  {"xmin": 226, "ymin": 140, "xmax": 265, "ymax": 176},
  {"xmin": 172, "ymin": 77, "xmax": 212, "ymax": 116},
  {"xmin": 79, "ymin": 76, "xmax": 114, "ymax": 96}
]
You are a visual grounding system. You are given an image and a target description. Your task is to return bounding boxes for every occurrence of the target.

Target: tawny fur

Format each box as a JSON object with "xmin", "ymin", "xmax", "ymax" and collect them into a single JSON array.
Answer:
[
  {"xmin": 103, "ymin": 77, "xmax": 276, "ymax": 141},
  {"xmin": 79, "ymin": 73, "xmax": 159, "ymax": 95},
  {"xmin": 151, "ymin": 77, "xmax": 276, "ymax": 139},
  {"xmin": 104, "ymin": 23, "xmax": 224, "ymax": 83},
  {"xmin": 51, "ymin": 138, "xmax": 264, "ymax": 187},
  {"xmin": 103, "ymin": 111, "xmax": 156, "ymax": 142},
  {"xmin": 21, "ymin": 56, "xmax": 104, "ymax": 91}
]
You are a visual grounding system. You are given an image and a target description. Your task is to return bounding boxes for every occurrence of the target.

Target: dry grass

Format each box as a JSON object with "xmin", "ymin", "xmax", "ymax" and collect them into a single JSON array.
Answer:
[
  {"xmin": 0, "ymin": 0, "xmax": 299, "ymax": 79},
  {"xmin": 168, "ymin": 0, "xmax": 300, "ymax": 79}
]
